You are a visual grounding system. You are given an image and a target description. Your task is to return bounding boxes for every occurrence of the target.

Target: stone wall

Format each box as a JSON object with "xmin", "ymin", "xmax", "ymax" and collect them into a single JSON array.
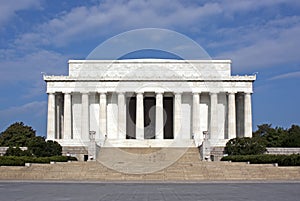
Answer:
[
  {"xmin": 202, "ymin": 147, "xmax": 300, "ymax": 161},
  {"xmin": 266, "ymin": 148, "xmax": 300, "ymax": 155},
  {"xmin": 62, "ymin": 146, "xmax": 88, "ymax": 161}
]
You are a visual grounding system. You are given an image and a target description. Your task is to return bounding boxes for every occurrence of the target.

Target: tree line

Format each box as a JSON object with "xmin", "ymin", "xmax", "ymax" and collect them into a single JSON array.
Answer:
[
  {"xmin": 0, "ymin": 122, "xmax": 62, "ymax": 157},
  {"xmin": 225, "ymin": 124, "xmax": 300, "ymax": 156}
]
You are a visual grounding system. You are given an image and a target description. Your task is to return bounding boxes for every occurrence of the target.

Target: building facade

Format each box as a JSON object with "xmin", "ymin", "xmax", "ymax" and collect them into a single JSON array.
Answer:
[{"xmin": 44, "ymin": 59, "xmax": 255, "ymax": 153}]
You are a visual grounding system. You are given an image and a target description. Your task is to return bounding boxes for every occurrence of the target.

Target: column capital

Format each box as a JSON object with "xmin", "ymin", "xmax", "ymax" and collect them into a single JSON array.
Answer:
[
  {"xmin": 99, "ymin": 92, "xmax": 107, "ymax": 96},
  {"xmin": 192, "ymin": 91, "xmax": 201, "ymax": 94},
  {"xmin": 116, "ymin": 91, "xmax": 125, "ymax": 95},
  {"xmin": 135, "ymin": 91, "xmax": 144, "ymax": 95},
  {"xmin": 80, "ymin": 91, "xmax": 90, "ymax": 95},
  {"xmin": 62, "ymin": 91, "xmax": 71, "ymax": 95},
  {"xmin": 155, "ymin": 90, "xmax": 164, "ymax": 94},
  {"xmin": 209, "ymin": 92, "xmax": 218, "ymax": 95},
  {"xmin": 227, "ymin": 91, "xmax": 237, "ymax": 95},
  {"xmin": 97, "ymin": 90, "xmax": 107, "ymax": 94}
]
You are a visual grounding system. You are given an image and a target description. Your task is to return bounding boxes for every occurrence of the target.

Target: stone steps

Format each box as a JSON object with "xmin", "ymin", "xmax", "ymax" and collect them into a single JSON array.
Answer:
[{"xmin": 0, "ymin": 147, "xmax": 300, "ymax": 181}]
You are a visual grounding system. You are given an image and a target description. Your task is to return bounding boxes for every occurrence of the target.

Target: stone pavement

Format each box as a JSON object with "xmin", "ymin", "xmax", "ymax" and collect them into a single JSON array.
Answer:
[{"xmin": 0, "ymin": 182, "xmax": 299, "ymax": 201}]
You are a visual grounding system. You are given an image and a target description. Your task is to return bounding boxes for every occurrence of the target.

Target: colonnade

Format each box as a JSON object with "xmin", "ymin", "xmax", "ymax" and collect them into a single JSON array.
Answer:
[{"xmin": 46, "ymin": 91, "xmax": 252, "ymax": 142}]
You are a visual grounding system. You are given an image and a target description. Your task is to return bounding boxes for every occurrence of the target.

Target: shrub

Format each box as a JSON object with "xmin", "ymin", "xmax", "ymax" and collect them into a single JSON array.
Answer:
[
  {"xmin": 0, "ymin": 156, "xmax": 25, "ymax": 166},
  {"xmin": 225, "ymin": 137, "xmax": 266, "ymax": 155},
  {"xmin": 4, "ymin": 146, "xmax": 32, "ymax": 157},
  {"xmin": 221, "ymin": 154, "xmax": 300, "ymax": 166},
  {"xmin": 27, "ymin": 137, "xmax": 62, "ymax": 157},
  {"xmin": 0, "ymin": 156, "xmax": 77, "ymax": 166}
]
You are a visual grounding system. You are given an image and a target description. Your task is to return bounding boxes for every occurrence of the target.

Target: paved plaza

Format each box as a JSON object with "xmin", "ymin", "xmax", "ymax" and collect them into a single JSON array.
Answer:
[{"xmin": 0, "ymin": 182, "xmax": 299, "ymax": 201}]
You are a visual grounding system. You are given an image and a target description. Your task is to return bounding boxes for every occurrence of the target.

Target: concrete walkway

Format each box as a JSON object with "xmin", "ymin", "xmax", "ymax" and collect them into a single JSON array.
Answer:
[{"xmin": 0, "ymin": 182, "xmax": 299, "ymax": 201}]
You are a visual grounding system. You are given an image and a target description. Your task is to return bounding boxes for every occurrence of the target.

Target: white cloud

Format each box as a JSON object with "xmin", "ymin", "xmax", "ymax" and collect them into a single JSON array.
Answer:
[
  {"xmin": 0, "ymin": 101, "xmax": 47, "ymax": 118},
  {"xmin": 5, "ymin": 0, "xmax": 300, "ymax": 76},
  {"xmin": 0, "ymin": 0, "xmax": 41, "ymax": 27},
  {"xmin": 269, "ymin": 71, "xmax": 300, "ymax": 80},
  {"xmin": 214, "ymin": 16, "xmax": 300, "ymax": 72},
  {"xmin": 219, "ymin": 0, "xmax": 288, "ymax": 14},
  {"xmin": 14, "ymin": 0, "xmax": 223, "ymax": 48},
  {"xmin": 0, "ymin": 101, "xmax": 47, "ymax": 135},
  {"xmin": 0, "ymin": 49, "xmax": 69, "ymax": 83}
]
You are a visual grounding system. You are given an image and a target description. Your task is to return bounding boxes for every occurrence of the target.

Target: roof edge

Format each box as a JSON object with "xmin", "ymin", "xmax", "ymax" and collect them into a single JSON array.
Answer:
[{"xmin": 68, "ymin": 59, "xmax": 232, "ymax": 63}]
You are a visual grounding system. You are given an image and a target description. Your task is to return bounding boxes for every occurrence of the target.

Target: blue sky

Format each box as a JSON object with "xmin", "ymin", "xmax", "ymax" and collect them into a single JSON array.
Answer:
[{"xmin": 0, "ymin": 0, "xmax": 299, "ymax": 135}]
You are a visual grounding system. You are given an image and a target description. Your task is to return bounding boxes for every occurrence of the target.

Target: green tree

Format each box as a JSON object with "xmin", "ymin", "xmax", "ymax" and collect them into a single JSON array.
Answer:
[
  {"xmin": 253, "ymin": 124, "xmax": 274, "ymax": 138},
  {"xmin": 253, "ymin": 124, "xmax": 288, "ymax": 147},
  {"xmin": 0, "ymin": 122, "xmax": 36, "ymax": 147},
  {"xmin": 282, "ymin": 125, "xmax": 300, "ymax": 147},
  {"xmin": 4, "ymin": 146, "xmax": 32, "ymax": 156},
  {"xmin": 27, "ymin": 136, "xmax": 62, "ymax": 157},
  {"xmin": 225, "ymin": 137, "xmax": 266, "ymax": 155},
  {"xmin": 0, "ymin": 122, "xmax": 62, "ymax": 157}
]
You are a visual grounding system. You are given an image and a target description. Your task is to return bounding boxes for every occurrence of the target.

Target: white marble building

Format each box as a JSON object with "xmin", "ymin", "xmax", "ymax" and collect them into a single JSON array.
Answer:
[{"xmin": 44, "ymin": 59, "xmax": 255, "ymax": 152}]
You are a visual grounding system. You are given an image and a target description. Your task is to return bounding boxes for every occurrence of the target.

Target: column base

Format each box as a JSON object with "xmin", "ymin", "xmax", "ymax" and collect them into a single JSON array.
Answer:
[
  {"xmin": 208, "ymin": 139, "xmax": 229, "ymax": 147},
  {"xmin": 102, "ymin": 139, "xmax": 195, "ymax": 148}
]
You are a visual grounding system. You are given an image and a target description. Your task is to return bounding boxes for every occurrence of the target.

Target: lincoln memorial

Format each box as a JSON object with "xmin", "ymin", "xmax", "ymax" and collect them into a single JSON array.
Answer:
[{"xmin": 44, "ymin": 59, "xmax": 255, "ymax": 159}]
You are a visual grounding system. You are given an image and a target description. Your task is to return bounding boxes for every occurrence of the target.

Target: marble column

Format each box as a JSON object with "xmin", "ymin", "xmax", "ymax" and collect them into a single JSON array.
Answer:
[
  {"xmin": 63, "ymin": 93, "xmax": 72, "ymax": 140},
  {"xmin": 155, "ymin": 92, "xmax": 164, "ymax": 139},
  {"xmin": 192, "ymin": 93, "xmax": 200, "ymax": 138},
  {"xmin": 99, "ymin": 93, "xmax": 107, "ymax": 139},
  {"xmin": 210, "ymin": 93, "xmax": 218, "ymax": 139},
  {"xmin": 47, "ymin": 93, "xmax": 56, "ymax": 140},
  {"xmin": 244, "ymin": 93, "xmax": 252, "ymax": 137},
  {"xmin": 81, "ymin": 93, "xmax": 89, "ymax": 141},
  {"xmin": 228, "ymin": 92, "xmax": 236, "ymax": 139},
  {"xmin": 118, "ymin": 92, "xmax": 126, "ymax": 139},
  {"xmin": 174, "ymin": 93, "xmax": 182, "ymax": 139},
  {"xmin": 136, "ymin": 92, "xmax": 144, "ymax": 140}
]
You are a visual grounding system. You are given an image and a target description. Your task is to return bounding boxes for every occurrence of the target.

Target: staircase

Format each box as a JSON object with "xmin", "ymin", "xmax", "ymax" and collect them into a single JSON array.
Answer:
[{"xmin": 0, "ymin": 147, "xmax": 300, "ymax": 181}]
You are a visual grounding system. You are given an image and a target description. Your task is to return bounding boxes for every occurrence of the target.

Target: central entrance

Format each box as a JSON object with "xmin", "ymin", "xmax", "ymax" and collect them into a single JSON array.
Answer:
[
  {"xmin": 126, "ymin": 95, "xmax": 174, "ymax": 139},
  {"xmin": 144, "ymin": 97, "xmax": 156, "ymax": 139}
]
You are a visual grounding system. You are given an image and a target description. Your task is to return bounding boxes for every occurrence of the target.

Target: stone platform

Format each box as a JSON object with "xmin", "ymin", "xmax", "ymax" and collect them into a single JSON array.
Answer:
[{"xmin": 0, "ymin": 147, "xmax": 300, "ymax": 181}]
